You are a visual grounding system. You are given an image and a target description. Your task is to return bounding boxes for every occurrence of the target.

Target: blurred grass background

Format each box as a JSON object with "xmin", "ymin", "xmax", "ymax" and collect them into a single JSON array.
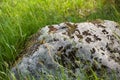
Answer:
[{"xmin": 0, "ymin": 0, "xmax": 120, "ymax": 79}]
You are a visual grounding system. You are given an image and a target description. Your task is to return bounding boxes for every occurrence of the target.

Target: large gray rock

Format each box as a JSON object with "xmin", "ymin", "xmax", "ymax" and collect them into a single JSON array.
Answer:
[{"xmin": 11, "ymin": 20, "xmax": 120, "ymax": 80}]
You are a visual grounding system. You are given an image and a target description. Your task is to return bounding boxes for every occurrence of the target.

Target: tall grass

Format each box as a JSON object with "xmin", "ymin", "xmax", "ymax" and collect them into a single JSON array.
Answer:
[{"xmin": 0, "ymin": 0, "xmax": 120, "ymax": 79}]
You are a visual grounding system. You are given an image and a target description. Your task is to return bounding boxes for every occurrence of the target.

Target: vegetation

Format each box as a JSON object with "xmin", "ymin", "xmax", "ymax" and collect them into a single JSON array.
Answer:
[{"xmin": 0, "ymin": 0, "xmax": 120, "ymax": 79}]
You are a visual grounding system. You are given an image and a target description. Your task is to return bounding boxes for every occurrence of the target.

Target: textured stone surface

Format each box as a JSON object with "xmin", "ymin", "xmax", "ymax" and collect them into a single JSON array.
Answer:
[{"xmin": 11, "ymin": 20, "xmax": 120, "ymax": 79}]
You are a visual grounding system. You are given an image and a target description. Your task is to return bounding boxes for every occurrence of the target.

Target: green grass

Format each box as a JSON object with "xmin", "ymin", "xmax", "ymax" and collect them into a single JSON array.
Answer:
[{"xmin": 0, "ymin": 0, "xmax": 120, "ymax": 79}]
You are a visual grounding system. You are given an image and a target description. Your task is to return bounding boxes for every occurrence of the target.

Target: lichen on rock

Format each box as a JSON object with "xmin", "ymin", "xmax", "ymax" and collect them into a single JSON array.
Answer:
[{"xmin": 11, "ymin": 20, "xmax": 120, "ymax": 79}]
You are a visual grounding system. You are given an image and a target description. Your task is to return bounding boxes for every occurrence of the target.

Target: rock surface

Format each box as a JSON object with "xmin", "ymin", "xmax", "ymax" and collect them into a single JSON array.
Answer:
[{"xmin": 11, "ymin": 20, "xmax": 120, "ymax": 79}]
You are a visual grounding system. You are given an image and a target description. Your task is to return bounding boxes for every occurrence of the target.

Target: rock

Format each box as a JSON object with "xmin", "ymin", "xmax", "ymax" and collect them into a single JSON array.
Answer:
[{"xmin": 10, "ymin": 20, "xmax": 120, "ymax": 80}]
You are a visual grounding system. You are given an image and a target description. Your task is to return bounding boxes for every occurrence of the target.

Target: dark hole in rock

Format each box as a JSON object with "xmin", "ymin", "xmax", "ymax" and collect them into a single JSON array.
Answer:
[
  {"xmin": 93, "ymin": 35, "xmax": 101, "ymax": 41},
  {"xmin": 101, "ymin": 53, "xmax": 105, "ymax": 55},
  {"xmin": 82, "ymin": 30, "xmax": 91, "ymax": 36},
  {"xmin": 53, "ymin": 38, "xmax": 59, "ymax": 41},
  {"xmin": 58, "ymin": 46, "xmax": 64, "ymax": 51},
  {"xmin": 76, "ymin": 34, "xmax": 83, "ymax": 39},
  {"xmin": 102, "ymin": 29, "xmax": 108, "ymax": 34},
  {"xmin": 98, "ymin": 24, "xmax": 106, "ymax": 28},
  {"xmin": 100, "ymin": 47, "xmax": 105, "ymax": 51},
  {"xmin": 75, "ymin": 29, "xmax": 81, "ymax": 35},
  {"xmin": 90, "ymin": 48, "xmax": 96, "ymax": 54},
  {"xmin": 85, "ymin": 37, "xmax": 93, "ymax": 43},
  {"xmin": 48, "ymin": 26, "xmax": 58, "ymax": 33},
  {"xmin": 91, "ymin": 55, "xmax": 93, "ymax": 59},
  {"xmin": 94, "ymin": 57, "xmax": 98, "ymax": 61}
]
